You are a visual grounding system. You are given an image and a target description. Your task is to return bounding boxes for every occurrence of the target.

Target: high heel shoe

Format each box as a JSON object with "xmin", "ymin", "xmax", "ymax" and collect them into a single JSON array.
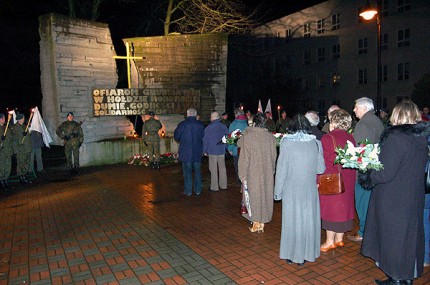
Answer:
[
  {"xmin": 334, "ymin": 240, "xmax": 345, "ymax": 247},
  {"xmin": 320, "ymin": 244, "xmax": 337, "ymax": 252},
  {"xmin": 258, "ymin": 223, "xmax": 264, "ymax": 233},
  {"xmin": 249, "ymin": 222, "xmax": 260, "ymax": 233}
]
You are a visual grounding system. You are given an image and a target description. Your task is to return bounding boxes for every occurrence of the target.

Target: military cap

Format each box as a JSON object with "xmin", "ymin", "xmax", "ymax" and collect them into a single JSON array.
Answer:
[
  {"xmin": 148, "ymin": 111, "xmax": 155, "ymax": 116},
  {"xmin": 16, "ymin": 113, "xmax": 24, "ymax": 120},
  {"xmin": 67, "ymin": 112, "xmax": 74, "ymax": 117}
]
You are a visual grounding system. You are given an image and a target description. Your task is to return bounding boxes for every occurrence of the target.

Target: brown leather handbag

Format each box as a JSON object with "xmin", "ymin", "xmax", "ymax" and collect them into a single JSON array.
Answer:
[{"xmin": 318, "ymin": 135, "xmax": 345, "ymax": 195}]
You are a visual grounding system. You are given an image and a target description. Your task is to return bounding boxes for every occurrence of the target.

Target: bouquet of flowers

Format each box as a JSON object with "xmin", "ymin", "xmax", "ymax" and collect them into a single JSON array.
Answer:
[
  {"xmin": 334, "ymin": 139, "xmax": 383, "ymax": 172},
  {"xmin": 128, "ymin": 154, "xmax": 150, "ymax": 166},
  {"xmin": 273, "ymin": 133, "xmax": 284, "ymax": 147},
  {"xmin": 221, "ymin": 129, "xmax": 242, "ymax": 145},
  {"xmin": 159, "ymin": 152, "xmax": 179, "ymax": 164}
]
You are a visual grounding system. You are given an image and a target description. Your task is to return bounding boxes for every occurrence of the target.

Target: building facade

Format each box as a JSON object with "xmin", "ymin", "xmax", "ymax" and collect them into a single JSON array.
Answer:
[{"xmin": 230, "ymin": 0, "xmax": 430, "ymax": 115}]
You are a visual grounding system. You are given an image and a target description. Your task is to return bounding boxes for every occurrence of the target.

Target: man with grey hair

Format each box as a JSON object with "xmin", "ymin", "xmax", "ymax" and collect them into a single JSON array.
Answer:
[
  {"xmin": 305, "ymin": 110, "xmax": 324, "ymax": 140},
  {"xmin": 203, "ymin": 112, "xmax": 229, "ymax": 191},
  {"xmin": 322, "ymin": 105, "xmax": 340, "ymax": 133},
  {"xmin": 348, "ymin": 97, "xmax": 384, "ymax": 242},
  {"xmin": 174, "ymin": 108, "xmax": 205, "ymax": 196}
]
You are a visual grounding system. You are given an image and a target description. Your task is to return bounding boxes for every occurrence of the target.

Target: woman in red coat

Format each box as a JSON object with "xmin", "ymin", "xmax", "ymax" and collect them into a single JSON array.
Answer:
[{"xmin": 318, "ymin": 109, "xmax": 356, "ymax": 252}]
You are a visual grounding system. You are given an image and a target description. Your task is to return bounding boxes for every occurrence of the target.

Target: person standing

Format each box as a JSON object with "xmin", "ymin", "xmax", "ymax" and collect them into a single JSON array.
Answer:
[
  {"xmin": 12, "ymin": 113, "xmax": 32, "ymax": 184},
  {"xmin": 220, "ymin": 112, "xmax": 231, "ymax": 127},
  {"xmin": 245, "ymin": 110, "xmax": 253, "ymax": 126},
  {"xmin": 359, "ymin": 100, "xmax": 429, "ymax": 284},
  {"xmin": 228, "ymin": 108, "xmax": 248, "ymax": 184},
  {"xmin": 276, "ymin": 110, "xmax": 290, "ymax": 133},
  {"xmin": 265, "ymin": 111, "xmax": 276, "ymax": 133},
  {"xmin": 174, "ymin": 108, "xmax": 205, "ymax": 197},
  {"xmin": 305, "ymin": 110, "xmax": 324, "ymax": 140},
  {"xmin": 238, "ymin": 113, "xmax": 277, "ymax": 233},
  {"xmin": 56, "ymin": 112, "xmax": 83, "ymax": 174},
  {"xmin": 29, "ymin": 130, "xmax": 44, "ymax": 173},
  {"xmin": 318, "ymin": 109, "xmax": 356, "ymax": 252},
  {"xmin": 274, "ymin": 114, "xmax": 325, "ymax": 266},
  {"xmin": 203, "ymin": 112, "xmax": 228, "ymax": 191},
  {"xmin": 0, "ymin": 113, "xmax": 14, "ymax": 190},
  {"xmin": 321, "ymin": 105, "xmax": 340, "ymax": 133},
  {"xmin": 348, "ymin": 97, "xmax": 384, "ymax": 242},
  {"xmin": 142, "ymin": 111, "xmax": 163, "ymax": 170}
]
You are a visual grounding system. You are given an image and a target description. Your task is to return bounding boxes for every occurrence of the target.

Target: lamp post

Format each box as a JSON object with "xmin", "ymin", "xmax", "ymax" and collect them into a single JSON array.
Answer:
[{"xmin": 360, "ymin": 1, "xmax": 381, "ymax": 114}]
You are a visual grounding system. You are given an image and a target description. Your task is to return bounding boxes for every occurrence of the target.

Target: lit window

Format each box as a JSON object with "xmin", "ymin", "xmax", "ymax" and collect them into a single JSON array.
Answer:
[
  {"xmin": 358, "ymin": 38, "xmax": 368, "ymax": 54},
  {"xmin": 359, "ymin": 68, "xmax": 367, "ymax": 84},
  {"xmin": 397, "ymin": 28, "xmax": 410, "ymax": 47},
  {"xmin": 304, "ymin": 23, "xmax": 311, "ymax": 38},
  {"xmin": 331, "ymin": 13, "xmax": 340, "ymax": 30},
  {"xmin": 317, "ymin": 19, "xmax": 325, "ymax": 34},
  {"xmin": 397, "ymin": 63, "xmax": 409, "ymax": 80},
  {"xmin": 332, "ymin": 44, "xmax": 340, "ymax": 59},
  {"xmin": 332, "ymin": 73, "xmax": 341, "ymax": 86},
  {"xmin": 317, "ymin": 47, "xmax": 325, "ymax": 62},
  {"xmin": 398, "ymin": 0, "xmax": 411, "ymax": 13}
]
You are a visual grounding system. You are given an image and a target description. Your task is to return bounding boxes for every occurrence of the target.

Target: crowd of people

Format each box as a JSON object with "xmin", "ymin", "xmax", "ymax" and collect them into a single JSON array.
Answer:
[{"xmin": 173, "ymin": 98, "xmax": 430, "ymax": 284}]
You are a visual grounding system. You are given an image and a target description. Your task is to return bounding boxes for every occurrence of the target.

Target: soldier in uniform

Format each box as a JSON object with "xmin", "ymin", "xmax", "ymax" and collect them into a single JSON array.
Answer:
[
  {"xmin": 12, "ymin": 113, "xmax": 32, "ymax": 184},
  {"xmin": 142, "ymin": 111, "xmax": 162, "ymax": 169},
  {"xmin": 276, "ymin": 110, "xmax": 291, "ymax": 133},
  {"xmin": 56, "ymin": 112, "xmax": 84, "ymax": 174},
  {"xmin": 0, "ymin": 113, "xmax": 14, "ymax": 190}
]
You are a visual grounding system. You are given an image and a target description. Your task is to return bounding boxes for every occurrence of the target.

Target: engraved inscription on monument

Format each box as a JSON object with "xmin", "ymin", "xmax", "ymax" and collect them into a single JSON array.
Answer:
[{"xmin": 93, "ymin": 88, "xmax": 201, "ymax": 116}]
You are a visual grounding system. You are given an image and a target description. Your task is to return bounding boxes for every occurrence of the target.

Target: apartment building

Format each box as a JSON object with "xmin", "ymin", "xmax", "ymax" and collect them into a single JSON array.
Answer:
[{"xmin": 229, "ymin": 0, "xmax": 430, "ymax": 115}]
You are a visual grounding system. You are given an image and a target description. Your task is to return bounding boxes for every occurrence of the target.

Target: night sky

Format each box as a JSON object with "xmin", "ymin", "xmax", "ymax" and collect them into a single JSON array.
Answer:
[{"xmin": 0, "ymin": 0, "xmax": 323, "ymax": 115}]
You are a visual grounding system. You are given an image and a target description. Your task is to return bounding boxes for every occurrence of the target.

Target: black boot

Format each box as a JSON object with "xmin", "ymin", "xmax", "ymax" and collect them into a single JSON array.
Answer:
[
  {"xmin": 20, "ymin": 176, "xmax": 32, "ymax": 184},
  {"xmin": 154, "ymin": 162, "xmax": 160, "ymax": 170},
  {"xmin": 74, "ymin": 166, "xmax": 79, "ymax": 174},
  {"xmin": 0, "ymin": 180, "xmax": 6, "ymax": 189}
]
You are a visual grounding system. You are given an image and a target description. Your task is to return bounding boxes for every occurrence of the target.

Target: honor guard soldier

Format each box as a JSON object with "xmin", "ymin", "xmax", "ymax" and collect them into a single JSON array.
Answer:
[
  {"xmin": 12, "ymin": 113, "xmax": 32, "ymax": 184},
  {"xmin": 0, "ymin": 113, "xmax": 14, "ymax": 191},
  {"xmin": 56, "ymin": 112, "xmax": 84, "ymax": 174},
  {"xmin": 142, "ymin": 111, "xmax": 162, "ymax": 169}
]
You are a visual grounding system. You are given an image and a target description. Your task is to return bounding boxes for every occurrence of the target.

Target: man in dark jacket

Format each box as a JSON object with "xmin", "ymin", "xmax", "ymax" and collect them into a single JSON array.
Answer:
[
  {"xmin": 203, "ymin": 112, "xmax": 228, "ymax": 191},
  {"xmin": 348, "ymin": 97, "xmax": 384, "ymax": 242},
  {"xmin": 174, "ymin": 108, "xmax": 205, "ymax": 196}
]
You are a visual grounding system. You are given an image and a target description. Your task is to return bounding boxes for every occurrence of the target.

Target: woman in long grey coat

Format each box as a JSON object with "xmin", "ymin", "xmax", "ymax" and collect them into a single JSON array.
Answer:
[
  {"xmin": 238, "ymin": 113, "xmax": 277, "ymax": 233},
  {"xmin": 359, "ymin": 100, "xmax": 430, "ymax": 285},
  {"xmin": 274, "ymin": 114, "xmax": 325, "ymax": 265}
]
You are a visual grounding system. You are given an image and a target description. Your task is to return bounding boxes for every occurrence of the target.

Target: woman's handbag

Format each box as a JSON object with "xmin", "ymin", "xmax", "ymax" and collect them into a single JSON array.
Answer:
[{"xmin": 318, "ymin": 135, "xmax": 346, "ymax": 195}]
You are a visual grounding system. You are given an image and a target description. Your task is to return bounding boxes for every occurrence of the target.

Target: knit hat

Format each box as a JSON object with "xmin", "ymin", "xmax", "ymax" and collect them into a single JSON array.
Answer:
[
  {"xmin": 67, "ymin": 112, "xmax": 74, "ymax": 117},
  {"xmin": 16, "ymin": 113, "xmax": 24, "ymax": 120}
]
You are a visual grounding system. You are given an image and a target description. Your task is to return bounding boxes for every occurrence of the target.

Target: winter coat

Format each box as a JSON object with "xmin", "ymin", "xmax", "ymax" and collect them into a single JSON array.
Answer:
[
  {"xmin": 274, "ymin": 132, "xmax": 325, "ymax": 263},
  {"xmin": 238, "ymin": 127, "xmax": 277, "ymax": 223},
  {"xmin": 174, "ymin": 116, "xmax": 205, "ymax": 163},
  {"xmin": 353, "ymin": 111, "xmax": 384, "ymax": 144},
  {"xmin": 319, "ymin": 129, "xmax": 356, "ymax": 223},
  {"xmin": 361, "ymin": 122, "xmax": 430, "ymax": 280},
  {"xmin": 227, "ymin": 115, "xmax": 248, "ymax": 156},
  {"xmin": 202, "ymin": 119, "xmax": 228, "ymax": 155}
]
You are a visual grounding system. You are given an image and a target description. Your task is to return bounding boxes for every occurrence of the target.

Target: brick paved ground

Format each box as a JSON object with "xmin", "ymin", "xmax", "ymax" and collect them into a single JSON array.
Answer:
[{"xmin": 0, "ymin": 157, "xmax": 428, "ymax": 285}]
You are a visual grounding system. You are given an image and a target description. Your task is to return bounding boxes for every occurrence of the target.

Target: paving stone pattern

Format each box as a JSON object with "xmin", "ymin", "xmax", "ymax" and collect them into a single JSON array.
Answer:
[{"xmin": 0, "ymin": 160, "xmax": 428, "ymax": 285}]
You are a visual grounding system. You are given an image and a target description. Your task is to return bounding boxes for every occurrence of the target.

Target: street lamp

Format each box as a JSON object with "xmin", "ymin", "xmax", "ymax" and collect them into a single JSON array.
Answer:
[{"xmin": 360, "ymin": 1, "xmax": 381, "ymax": 115}]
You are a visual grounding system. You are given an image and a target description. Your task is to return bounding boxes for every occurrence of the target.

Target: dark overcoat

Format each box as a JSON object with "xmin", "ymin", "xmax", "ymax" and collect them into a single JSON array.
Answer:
[{"xmin": 361, "ymin": 122, "xmax": 430, "ymax": 280}]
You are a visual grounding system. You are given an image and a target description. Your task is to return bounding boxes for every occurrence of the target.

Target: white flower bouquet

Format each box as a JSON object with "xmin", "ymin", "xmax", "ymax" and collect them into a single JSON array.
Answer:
[
  {"xmin": 273, "ymin": 133, "xmax": 284, "ymax": 147},
  {"xmin": 222, "ymin": 129, "xmax": 242, "ymax": 145},
  {"xmin": 334, "ymin": 139, "xmax": 384, "ymax": 172}
]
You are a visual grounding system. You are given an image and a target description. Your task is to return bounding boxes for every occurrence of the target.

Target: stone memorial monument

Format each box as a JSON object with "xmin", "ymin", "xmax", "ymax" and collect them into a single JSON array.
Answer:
[{"xmin": 39, "ymin": 13, "xmax": 228, "ymax": 166}]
